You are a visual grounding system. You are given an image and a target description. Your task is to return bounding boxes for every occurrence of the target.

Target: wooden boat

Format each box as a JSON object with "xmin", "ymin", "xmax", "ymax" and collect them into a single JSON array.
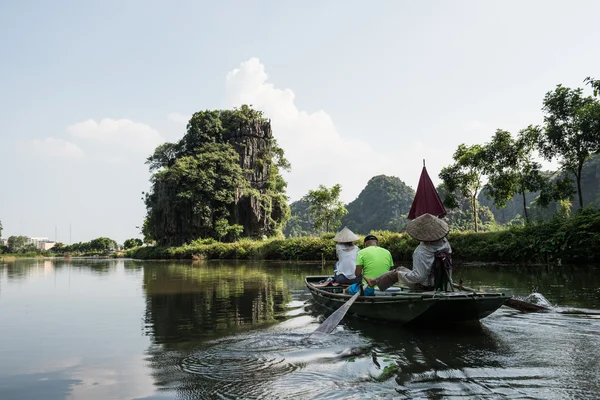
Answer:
[{"xmin": 305, "ymin": 276, "xmax": 510, "ymax": 326}]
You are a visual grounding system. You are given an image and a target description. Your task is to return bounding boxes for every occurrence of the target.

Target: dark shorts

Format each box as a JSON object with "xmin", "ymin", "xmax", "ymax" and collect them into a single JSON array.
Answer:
[{"xmin": 333, "ymin": 274, "xmax": 361, "ymax": 285}]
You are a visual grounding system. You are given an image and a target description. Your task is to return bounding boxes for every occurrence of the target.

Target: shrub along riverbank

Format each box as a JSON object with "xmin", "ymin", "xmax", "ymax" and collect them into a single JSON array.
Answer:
[
  {"xmin": 0, "ymin": 252, "xmax": 50, "ymax": 259},
  {"xmin": 127, "ymin": 208, "xmax": 600, "ymax": 265}
]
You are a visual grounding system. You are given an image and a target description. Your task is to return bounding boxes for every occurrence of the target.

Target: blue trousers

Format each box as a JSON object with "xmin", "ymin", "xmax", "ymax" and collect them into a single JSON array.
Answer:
[{"xmin": 348, "ymin": 283, "xmax": 375, "ymax": 296}]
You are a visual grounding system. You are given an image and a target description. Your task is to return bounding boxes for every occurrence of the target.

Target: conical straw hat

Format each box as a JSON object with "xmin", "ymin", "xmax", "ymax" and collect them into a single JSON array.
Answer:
[
  {"xmin": 333, "ymin": 226, "xmax": 359, "ymax": 243},
  {"xmin": 405, "ymin": 213, "xmax": 449, "ymax": 242}
]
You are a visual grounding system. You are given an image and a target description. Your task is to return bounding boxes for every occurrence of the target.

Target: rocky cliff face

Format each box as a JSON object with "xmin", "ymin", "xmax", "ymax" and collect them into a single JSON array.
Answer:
[
  {"xmin": 226, "ymin": 119, "xmax": 272, "ymax": 191},
  {"xmin": 225, "ymin": 117, "xmax": 287, "ymax": 238}
]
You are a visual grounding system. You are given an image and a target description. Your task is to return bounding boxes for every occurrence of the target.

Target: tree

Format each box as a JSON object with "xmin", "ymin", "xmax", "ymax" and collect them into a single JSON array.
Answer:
[
  {"xmin": 227, "ymin": 224, "xmax": 244, "ymax": 242},
  {"xmin": 538, "ymin": 84, "xmax": 600, "ymax": 209},
  {"xmin": 215, "ymin": 218, "xmax": 230, "ymax": 242},
  {"xmin": 439, "ymin": 144, "xmax": 487, "ymax": 232},
  {"xmin": 438, "ymin": 183, "xmax": 496, "ymax": 231},
  {"xmin": 534, "ymin": 173, "xmax": 576, "ymax": 208},
  {"xmin": 304, "ymin": 184, "xmax": 347, "ymax": 233},
  {"xmin": 0, "ymin": 219, "xmax": 3, "ymax": 239},
  {"xmin": 484, "ymin": 128, "xmax": 547, "ymax": 223},
  {"xmin": 585, "ymin": 77, "xmax": 600, "ymax": 97},
  {"xmin": 51, "ymin": 243, "xmax": 66, "ymax": 253},
  {"xmin": 89, "ymin": 237, "xmax": 117, "ymax": 252},
  {"xmin": 7, "ymin": 236, "xmax": 28, "ymax": 253},
  {"xmin": 123, "ymin": 238, "xmax": 143, "ymax": 249},
  {"xmin": 214, "ymin": 219, "xmax": 244, "ymax": 242}
]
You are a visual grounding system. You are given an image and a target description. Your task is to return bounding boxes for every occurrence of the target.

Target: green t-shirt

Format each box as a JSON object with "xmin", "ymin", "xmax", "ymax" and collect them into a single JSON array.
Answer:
[{"xmin": 356, "ymin": 246, "xmax": 394, "ymax": 282}]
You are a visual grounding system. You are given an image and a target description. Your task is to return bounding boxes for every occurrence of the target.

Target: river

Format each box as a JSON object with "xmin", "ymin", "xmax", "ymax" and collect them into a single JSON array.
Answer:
[{"xmin": 0, "ymin": 258, "xmax": 599, "ymax": 399}]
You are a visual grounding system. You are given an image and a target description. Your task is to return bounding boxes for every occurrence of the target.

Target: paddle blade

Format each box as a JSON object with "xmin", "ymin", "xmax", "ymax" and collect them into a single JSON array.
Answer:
[
  {"xmin": 453, "ymin": 282, "xmax": 550, "ymax": 313},
  {"xmin": 312, "ymin": 291, "xmax": 361, "ymax": 335},
  {"xmin": 505, "ymin": 298, "xmax": 550, "ymax": 313}
]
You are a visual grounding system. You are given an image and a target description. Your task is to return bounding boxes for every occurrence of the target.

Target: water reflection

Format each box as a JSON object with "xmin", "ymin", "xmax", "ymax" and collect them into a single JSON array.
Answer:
[
  {"xmin": 1, "ymin": 260, "xmax": 600, "ymax": 399},
  {"xmin": 141, "ymin": 262, "xmax": 314, "ymax": 344},
  {"xmin": 0, "ymin": 257, "xmax": 126, "ymax": 280},
  {"xmin": 142, "ymin": 262, "xmax": 600, "ymax": 399}
]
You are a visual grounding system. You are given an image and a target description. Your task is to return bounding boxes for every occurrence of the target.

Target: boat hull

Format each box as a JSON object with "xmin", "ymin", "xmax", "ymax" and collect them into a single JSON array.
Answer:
[
  {"xmin": 410, "ymin": 293, "xmax": 509, "ymax": 324},
  {"xmin": 306, "ymin": 276, "xmax": 509, "ymax": 326}
]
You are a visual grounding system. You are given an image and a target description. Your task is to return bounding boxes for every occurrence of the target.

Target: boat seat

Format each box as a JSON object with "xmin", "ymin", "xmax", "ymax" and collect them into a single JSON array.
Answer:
[{"xmin": 374, "ymin": 286, "xmax": 404, "ymax": 296}]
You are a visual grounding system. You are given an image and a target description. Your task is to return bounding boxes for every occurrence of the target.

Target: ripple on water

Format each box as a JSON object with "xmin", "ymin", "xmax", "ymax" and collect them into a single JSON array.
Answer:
[
  {"xmin": 177, "ymin": 335, "xmax": 306, "ymax": 398},
  {"xmin": 174, "ymin": 329, "xmax": 377, "ymax": 399},
  {"xmin": 171, "ymin": 299, "xmax": 600, "ymax": 399},
  {"xmin": 180, "ymin": 350, "xmax": 295, "ymax": 378}
]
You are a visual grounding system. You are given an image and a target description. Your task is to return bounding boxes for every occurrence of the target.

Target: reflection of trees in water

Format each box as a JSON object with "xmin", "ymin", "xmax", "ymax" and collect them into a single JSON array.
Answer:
[
  {"xmin": 123, "ymin": 259, "xmax": 144, "ymax": 272},
  {"xmin": 142, "ymin": 262, "xmax": 300, "ymax": 345},
  {"xmin": 69, "ymin": 259, "xmax": 121, "ymax": 275}
]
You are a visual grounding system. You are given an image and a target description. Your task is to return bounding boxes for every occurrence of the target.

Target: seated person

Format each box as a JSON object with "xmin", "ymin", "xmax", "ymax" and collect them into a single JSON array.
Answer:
[
  {"xmin": 348, "ymin": 234, "xmax": 394, "ymax": 296},
  {"xmin": 365, "ymin": 213, "xmax": 451, "ymax": 291},
  {"xmin": 332, "ymin": 227, "xmax": 361, "ymax": 285}
]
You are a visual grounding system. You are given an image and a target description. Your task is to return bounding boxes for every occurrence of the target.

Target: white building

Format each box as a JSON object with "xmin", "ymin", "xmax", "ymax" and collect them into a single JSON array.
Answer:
[
  {"xmin": 38, "ymin": 241, "xmax": 56, "ymax": 251},
  {"xmin": 27, "ymin": 237, "xmax": 50, "ymax": 246},
  {"xmin": 0, "ymin": 236, "xmax": 56, "ymax": 251},
  {"xmin": 26, "ymin": 237, "xmax": 56, "ymax": 251}
]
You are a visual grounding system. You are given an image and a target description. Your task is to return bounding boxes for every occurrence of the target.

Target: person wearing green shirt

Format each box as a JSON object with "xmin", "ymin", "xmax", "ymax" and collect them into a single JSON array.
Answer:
[{"xmin": 347, "ymin": 234, "xmax": 394, "ymax": 296}]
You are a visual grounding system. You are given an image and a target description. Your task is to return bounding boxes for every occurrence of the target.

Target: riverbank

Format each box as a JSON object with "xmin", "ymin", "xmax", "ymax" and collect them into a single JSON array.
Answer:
[
  {"xmin": 0, "ymin": 252, "xmax": 124, "ymax": 261},
  {"xmin": 0, "ymin": 252, "xmax": 47, "ymax": 260},
  {"xmin": 127, "ymin": 209, "xmax": 600, "ymax": 265}
]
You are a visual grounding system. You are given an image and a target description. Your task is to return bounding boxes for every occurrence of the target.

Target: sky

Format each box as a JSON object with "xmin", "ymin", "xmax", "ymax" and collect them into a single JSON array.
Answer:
[{"xmin": 0, "ymin": 0, "xmax": 598, "ymax": 244}]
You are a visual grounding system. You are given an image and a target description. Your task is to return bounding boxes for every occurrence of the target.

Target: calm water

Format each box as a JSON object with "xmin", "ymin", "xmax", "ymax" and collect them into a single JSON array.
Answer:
[{"xmin": 1, "ymin": 258, "xmax": 599, "ymax": 400}]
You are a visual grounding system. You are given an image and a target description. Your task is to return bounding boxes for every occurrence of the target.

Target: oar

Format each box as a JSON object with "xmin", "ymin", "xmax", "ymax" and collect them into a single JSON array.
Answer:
[
  {"xmin": 453, "ymin": 283, "xmax": 549, "ymax": 313},
  {"xmin": 312, "ymin": 284, "xmax": 366, "ymax": 335}
]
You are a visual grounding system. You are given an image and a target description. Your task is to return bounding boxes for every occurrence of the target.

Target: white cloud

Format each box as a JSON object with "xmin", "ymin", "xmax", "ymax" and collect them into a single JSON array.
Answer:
[
  {"xmin": 168, "ymin": 112, "xmax": 190, "ymax": 125},
  {"xmin": 30, "ymin": 137, "xmax": 85, "ymax": 159},
  {"xmin": 67, "ymin": 118, "xmax": 164, "ymax": 154},
  {"xmin": 225, "ymin": 58, "xmax": 401, "ymax": 203}
]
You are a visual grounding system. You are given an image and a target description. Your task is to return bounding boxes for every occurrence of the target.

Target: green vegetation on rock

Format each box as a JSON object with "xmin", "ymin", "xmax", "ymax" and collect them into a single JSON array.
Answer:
[
  {"xmin": 143, "ymin": 105, "xmax": 290, "ymax": 246},
  {"xmin": 283, "ymin": 200, "xmax": 314, "ymax": 238},
  {"xmin": 342, "ymin": 175, "xmax": 414, "ymax": 235}
]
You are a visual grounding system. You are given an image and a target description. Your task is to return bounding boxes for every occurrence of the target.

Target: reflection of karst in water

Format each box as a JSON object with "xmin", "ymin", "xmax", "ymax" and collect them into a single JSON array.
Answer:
[{"xmin": 141, "ymin": 263, "xmax": 293, "ymax": 342}]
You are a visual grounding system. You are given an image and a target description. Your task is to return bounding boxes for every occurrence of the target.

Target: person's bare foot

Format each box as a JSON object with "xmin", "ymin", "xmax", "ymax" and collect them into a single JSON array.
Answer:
[{"xmin": 365, "ymin": 277, "xmax": 377, "ymax": 287}]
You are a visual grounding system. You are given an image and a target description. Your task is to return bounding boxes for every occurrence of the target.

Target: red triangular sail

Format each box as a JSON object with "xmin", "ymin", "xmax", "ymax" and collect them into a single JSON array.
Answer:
[{"xmin": 407, "ymin": 165, "xmax": 446, "ymax": 220}]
